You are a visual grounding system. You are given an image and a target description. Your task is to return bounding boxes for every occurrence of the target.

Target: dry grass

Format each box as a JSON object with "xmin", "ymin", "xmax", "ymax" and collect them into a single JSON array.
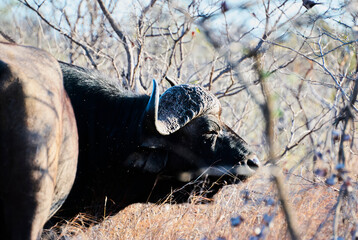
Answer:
[{"xmin": 45, "ymin": 166, "xmax": 357, "ymax": 240}]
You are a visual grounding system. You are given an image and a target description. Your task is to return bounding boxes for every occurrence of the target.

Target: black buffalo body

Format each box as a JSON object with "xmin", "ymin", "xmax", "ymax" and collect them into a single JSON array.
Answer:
[{"xmin": 57, "ymin": 62, "xmax": 260, "ymax": 219}]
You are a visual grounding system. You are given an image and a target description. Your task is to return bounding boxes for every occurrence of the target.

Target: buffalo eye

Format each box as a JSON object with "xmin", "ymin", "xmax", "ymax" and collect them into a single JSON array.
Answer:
[
  {"xmin": 204, "ymin": 130, "xmax": 218, "ymax": 136},
  {"xmin": 202, "ymin": 130, "xmax": 219, "ymax": 150},
  {"xmin": 202, "ymin": 130, "xmax": 219, "ymax": 143},
  {"xmin": 201, "ymin": 119, "xmax": 221, "ymax": 136}
]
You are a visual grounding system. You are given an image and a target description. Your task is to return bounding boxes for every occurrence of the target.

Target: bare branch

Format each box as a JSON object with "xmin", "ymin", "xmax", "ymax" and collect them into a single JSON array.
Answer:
[
  {"xmin": 19, "ymin": 0, "xmax": 98, "ymax": 68},
  {"xmin": 96, "ymin": 0, "xmax": 134, "ymax": 86}
]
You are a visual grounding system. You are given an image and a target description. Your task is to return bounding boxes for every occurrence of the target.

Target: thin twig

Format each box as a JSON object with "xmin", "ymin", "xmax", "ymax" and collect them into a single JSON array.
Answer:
[
  {"xmin": 19, "ymin": 0, "xmax": 98, "ymax": 68},
  {"xmin": 96, "ymin": 0, "xmax": 134, "ymax": 86}
]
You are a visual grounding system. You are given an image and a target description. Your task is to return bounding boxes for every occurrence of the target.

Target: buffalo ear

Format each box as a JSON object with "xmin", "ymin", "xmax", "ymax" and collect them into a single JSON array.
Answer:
[{"xmin": 124, "ymin": 149, "xmax": 168, "ymax": 174}]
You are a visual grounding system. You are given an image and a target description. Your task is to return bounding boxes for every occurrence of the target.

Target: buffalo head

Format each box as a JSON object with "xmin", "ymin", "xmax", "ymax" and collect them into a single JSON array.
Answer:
[{"xmin": 126, "ymin": 80, "xmax": 260, "ymax": 182}]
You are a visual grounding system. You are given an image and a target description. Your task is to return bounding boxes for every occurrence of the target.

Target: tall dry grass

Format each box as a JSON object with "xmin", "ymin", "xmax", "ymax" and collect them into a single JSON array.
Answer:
[{"xmin": 44, "ymin": 165, "xmax": 357, "ymax": 240}]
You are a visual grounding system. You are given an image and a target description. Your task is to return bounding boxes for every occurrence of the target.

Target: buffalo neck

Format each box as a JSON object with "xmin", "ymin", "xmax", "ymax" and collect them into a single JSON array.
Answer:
[
  {"xmin": 61, "ymin": 63, "xmax": 150, "ymax": 169},
  {"xmin": 72, "ymin": 89, "xmax": 149, "ymax": 167}
]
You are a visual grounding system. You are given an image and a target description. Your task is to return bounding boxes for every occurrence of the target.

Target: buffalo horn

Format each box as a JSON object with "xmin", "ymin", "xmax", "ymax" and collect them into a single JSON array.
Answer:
[
  {"xmin": 164, "ymin": 76, "xmax": 177, "ymax": 87},
  {"xmin": 143, "ymin": 79, "xmax": 170, "ymax": 135}
]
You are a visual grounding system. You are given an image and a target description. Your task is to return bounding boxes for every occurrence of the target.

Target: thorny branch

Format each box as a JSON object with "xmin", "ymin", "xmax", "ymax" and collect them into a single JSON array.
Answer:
[
  {"xmin": 331, "ymin": 73, "xmax": 358, "ymax": 240},
  {"xmin": 267, "ymin": 40, "xmax": 358, "ymax": 112},
  {"xmin": 96, "ymin": 0, "xmax": 134, "ymax": 87},
  {"xmin": 254, "ymin": 53, "xmax": 301, "ymax": 240},
  {"xmin": 19, "ymin": 0, "xmax": 98, "ymax": 68}
]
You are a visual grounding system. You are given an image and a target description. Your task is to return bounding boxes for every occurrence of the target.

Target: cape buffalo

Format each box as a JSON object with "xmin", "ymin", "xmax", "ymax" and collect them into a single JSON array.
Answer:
[
  {"xmin": 0, "ymin": 42, "xmax": 78, "ymax": 240},
  {"xmin": 57, "ymin": 62, "xmax": 260, "ymax": 218}
]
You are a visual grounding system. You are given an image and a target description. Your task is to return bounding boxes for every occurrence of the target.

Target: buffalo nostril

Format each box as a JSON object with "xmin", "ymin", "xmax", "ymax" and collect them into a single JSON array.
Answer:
[{"xmin": 247, "ymin": 156, "xmax": 260, "ymax": 169}]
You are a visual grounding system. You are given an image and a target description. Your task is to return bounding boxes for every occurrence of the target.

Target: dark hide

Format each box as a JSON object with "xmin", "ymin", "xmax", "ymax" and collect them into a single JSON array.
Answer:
[
  {"xmin": 0, "ymin": 43, "xmax": 78, "ymax": 240},
  {"xmin": 55, "ymin": 62, "xmax": 259, "ymax": 222}
]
